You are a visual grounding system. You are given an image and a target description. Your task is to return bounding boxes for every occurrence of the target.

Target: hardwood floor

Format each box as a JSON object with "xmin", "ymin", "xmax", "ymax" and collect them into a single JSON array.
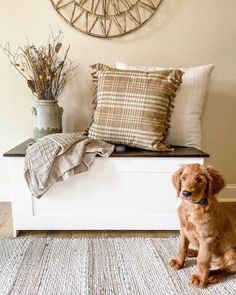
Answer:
[
  {"xmin": 0, "ymin": 202, "xmax": 236, "ymax": 239},
  {"xmin": 0, "ymin": 202, "xmax": 13, "ymax": 238}
]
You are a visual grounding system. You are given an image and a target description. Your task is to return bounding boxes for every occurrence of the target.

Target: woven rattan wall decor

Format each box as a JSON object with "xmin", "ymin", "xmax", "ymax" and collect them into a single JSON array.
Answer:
[{"xmin": 49, "ymin": 0, "xmax": 163, "ymax": 38}]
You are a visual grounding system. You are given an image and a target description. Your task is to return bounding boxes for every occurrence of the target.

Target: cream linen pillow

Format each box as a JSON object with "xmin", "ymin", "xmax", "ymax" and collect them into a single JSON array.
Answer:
[
  {"xmin": 116, "ymin": 62, "xmax": 215, "ymax": 149},
  {"xmin": 88, "ymin": 64, "xmax": 183, "ymax": 151}
]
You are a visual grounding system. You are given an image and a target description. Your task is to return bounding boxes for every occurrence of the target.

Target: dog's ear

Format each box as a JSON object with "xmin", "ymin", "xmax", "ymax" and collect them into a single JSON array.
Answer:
[
  {"xmin": 204, "ymin": 165, "xmax": 225, "ymax": 196},
  {"xmin": 172, "ymin": 166, "xmax": 185, "ymax": 197}
]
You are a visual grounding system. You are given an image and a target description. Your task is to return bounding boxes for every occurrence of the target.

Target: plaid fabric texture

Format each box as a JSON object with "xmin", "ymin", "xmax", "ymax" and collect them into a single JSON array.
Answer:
[
  {"xmin": 88, "ymin": 64, "xmax": 184, "ymax": 151},
  {"xmin": 24, "ymin": 133, "xmax": 114, "ymax": 198}
]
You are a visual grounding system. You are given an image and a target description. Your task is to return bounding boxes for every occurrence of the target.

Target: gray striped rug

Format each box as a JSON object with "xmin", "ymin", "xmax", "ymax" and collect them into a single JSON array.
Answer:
[{"xmin": 0, "ymin": 237, "xmax": 235, "ymax": 295}]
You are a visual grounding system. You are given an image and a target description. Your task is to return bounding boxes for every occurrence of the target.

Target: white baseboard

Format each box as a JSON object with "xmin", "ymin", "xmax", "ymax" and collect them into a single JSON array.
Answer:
[
  {"xmin": 0, "ymin": 184, "xmax": 11, "ymax": 202},
  {"xmin": 217, "ymin": 184, "xmax": 236, "ymax": 202}
]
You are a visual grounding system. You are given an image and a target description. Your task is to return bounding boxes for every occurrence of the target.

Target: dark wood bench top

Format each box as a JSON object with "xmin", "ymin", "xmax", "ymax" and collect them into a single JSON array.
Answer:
[{"xmin": 3, "ymin": 139, "xmax": 209, "ymax": 158}]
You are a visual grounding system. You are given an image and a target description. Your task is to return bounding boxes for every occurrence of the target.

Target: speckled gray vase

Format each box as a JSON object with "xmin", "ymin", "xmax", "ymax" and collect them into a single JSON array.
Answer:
[{"xmin": 32, "ymin": 100, "xmax": 63, "ymax": 141}]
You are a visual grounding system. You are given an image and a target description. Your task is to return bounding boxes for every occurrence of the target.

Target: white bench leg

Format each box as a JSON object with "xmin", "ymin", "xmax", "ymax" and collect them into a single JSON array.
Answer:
[{"xmin": 12, "ymin": 229, "xmax": 20, "ymax": 238}]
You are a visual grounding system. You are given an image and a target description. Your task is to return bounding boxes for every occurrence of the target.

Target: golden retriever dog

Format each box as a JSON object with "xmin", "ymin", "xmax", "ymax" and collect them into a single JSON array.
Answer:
[{"xmin": 169, "ymin": 163, "xmax": 236, "ymax": 288}]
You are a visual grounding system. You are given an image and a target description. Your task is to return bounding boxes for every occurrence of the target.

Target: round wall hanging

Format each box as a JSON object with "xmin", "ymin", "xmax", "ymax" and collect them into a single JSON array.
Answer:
[{"xmin": 49, "ymin": 0, "xmax": 163, "ymax": 38}]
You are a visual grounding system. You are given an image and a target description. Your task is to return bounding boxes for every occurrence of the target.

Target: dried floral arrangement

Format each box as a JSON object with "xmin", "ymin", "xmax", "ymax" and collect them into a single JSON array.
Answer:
[{"xmin": 0, "ymin": 30, "xmax": 77, "ymax": 100}]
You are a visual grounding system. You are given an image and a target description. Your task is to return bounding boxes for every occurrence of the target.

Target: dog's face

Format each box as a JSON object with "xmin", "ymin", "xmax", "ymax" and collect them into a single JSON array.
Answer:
[{"xmin": 172, "ymin": 164, "xmax": 225, "ymax": 203}]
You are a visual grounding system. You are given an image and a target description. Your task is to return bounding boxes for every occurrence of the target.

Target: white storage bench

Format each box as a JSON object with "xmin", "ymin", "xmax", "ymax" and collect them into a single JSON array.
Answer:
[{"xmin": 4, "ymin": 139, "xmax": 209, "ymax": 237}]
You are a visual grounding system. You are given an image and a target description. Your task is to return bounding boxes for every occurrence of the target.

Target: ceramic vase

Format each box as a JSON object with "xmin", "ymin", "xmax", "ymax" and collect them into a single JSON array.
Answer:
[{"xmin": 32, "ymin": 100, "xmax": 63, "ymax": 141}]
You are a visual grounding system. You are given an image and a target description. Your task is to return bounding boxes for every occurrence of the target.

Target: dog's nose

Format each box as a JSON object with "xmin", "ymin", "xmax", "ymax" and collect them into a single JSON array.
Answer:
[{"xmin": 182, "ymin": 190, "xmax": 192, "ymax": 198}]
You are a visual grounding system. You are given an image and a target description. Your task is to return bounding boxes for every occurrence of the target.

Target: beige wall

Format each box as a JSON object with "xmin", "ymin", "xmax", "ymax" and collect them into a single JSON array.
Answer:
[{"xmin": 0, "ymin": 0, "xmax": 236, "ymax": 193}]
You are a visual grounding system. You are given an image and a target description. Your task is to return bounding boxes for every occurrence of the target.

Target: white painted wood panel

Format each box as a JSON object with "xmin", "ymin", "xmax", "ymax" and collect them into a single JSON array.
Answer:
[
  {"xmin": 8, "ymin": 156, "xmax": 204, "ymax": 236},
  {"xmin": 32, "ymin": 173, "xmax": 176, "ymax": 216},
  {"xmin": 90, "ymin": 157, "xmax": 203, "ymax": 173}
]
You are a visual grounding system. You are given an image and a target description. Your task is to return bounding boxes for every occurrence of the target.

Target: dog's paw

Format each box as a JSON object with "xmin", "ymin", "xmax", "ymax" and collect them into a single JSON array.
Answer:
[
  {"xmin": 187, "ymin": 249, "xmax": 198, "ymax": 257},
  {"xmin": 169, "ymin": 259, "xmax": 183, "ymax": 270},
  {"xmin": 208, "ymin": 269, "xmax": 225, "ymax": 284},
  {"xmin": 208, "ymin": 275, "xmax": 221, "ymax": 284},
  {"xmin": 190, "ymin": 274, "xmax": 207, "ymax": 288}
]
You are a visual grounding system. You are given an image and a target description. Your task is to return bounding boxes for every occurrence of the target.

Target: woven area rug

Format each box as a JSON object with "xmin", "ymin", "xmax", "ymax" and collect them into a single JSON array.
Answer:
[{"xmin": 0, "ymin": 237, "xmax": 235, "ymax": 295}]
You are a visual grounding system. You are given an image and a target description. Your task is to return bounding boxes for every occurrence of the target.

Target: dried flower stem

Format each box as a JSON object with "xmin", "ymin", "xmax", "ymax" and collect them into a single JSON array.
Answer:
[{"xmin": 1, "ymin": 30, "xmax": 77, "ymax": 100}]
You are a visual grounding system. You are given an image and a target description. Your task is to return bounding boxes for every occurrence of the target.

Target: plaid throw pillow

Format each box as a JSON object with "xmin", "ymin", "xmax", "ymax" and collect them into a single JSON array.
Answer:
[{"xmin": 88, "ymin": 64, "xmax": 183, "ymax": 151}]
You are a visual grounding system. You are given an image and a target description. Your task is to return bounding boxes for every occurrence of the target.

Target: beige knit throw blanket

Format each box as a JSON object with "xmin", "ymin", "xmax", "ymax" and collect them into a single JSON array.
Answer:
[{"xmin": 24, "ymin": 133, "xmax": 114, "ymax": 198}]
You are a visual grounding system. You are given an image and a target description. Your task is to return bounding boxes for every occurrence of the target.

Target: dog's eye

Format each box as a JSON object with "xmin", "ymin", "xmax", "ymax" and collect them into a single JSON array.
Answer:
[
  {"xmin": 196, "ymin": 177, "xmax": 202, "ymax": 183},
  {"xmin": 182, "ymin": 176, "xmax": 186, "ymax": 181}
]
